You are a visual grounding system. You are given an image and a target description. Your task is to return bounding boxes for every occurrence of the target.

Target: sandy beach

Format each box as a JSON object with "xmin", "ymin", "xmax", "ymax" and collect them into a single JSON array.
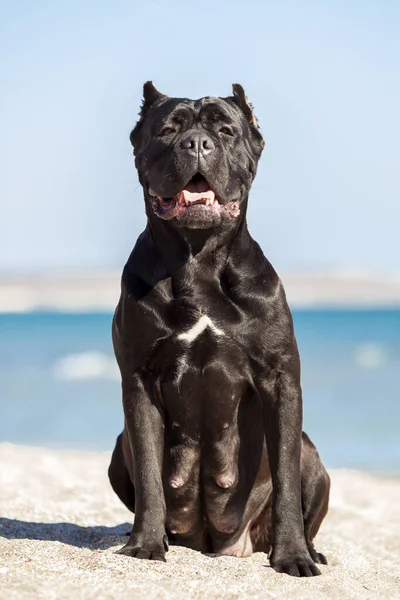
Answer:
[{"xmin": 0, "ymin": 444, "xmax": 399, "ymax": 599}]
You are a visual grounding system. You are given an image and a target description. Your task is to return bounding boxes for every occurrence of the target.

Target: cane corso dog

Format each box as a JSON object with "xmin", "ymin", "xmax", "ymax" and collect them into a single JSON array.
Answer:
[{"xmin": 108, "ymin": 82, "xmax": 330, "ymax": 576}]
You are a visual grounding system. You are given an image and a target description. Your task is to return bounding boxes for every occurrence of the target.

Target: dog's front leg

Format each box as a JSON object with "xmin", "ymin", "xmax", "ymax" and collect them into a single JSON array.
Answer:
[
  {"xmin": 261, "ymin": 361, "xmax": 321, "ymax": 577},
  {"xmin": 116, "ymin": 374, "xmax": 168, "ymax": 562}
]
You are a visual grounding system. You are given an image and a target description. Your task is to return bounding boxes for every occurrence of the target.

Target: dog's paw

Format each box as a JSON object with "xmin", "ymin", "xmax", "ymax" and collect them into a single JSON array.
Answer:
[
  {"xmin": 308, "ymin": 546, "xmax": 328, "ymax": 565},
  {"xmin": 270, "ymin": 549, "xmax": 321, "ymax": 577},
  {"xmin": 116, "ymin": 533, "xmax": 168, "ymax": 562}
]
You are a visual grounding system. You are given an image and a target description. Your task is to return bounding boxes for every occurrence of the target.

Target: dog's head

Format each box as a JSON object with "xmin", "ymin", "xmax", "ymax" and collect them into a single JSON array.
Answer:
[{"xmin": 130, "ymin": 82, "xmax": 264, "ymax": 230}]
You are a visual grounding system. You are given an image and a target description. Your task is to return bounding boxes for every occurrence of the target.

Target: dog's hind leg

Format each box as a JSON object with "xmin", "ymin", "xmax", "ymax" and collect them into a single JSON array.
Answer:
[
  {"xmin": 250, "ymin": 499, "xmax": 273, "ymax": 554},
  {"xmin": 108, "ymin": 431, "xmax": 136, "ymax": 514},
  {"xmin": 301, "ymin": 432, "xmax": 330, "ymax": 565}
]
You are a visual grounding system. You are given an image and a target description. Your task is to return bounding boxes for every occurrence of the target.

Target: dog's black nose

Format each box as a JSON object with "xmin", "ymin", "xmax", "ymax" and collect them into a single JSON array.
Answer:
[{"xmin": 180, "ymin": 133, "xmax": 215, "ymax": 155}]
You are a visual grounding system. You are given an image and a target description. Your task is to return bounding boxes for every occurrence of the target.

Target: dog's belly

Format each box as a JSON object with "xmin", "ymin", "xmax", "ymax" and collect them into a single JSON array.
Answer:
[{"xmin": 153, "ymin": 319, "xmax": 271, "ymax": 554}]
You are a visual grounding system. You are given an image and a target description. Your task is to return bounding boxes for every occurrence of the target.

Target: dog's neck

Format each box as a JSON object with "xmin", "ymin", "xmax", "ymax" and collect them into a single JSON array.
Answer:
[
  {"xmin": 124, "ymin": 194, "xmax": 257, "ymax": 302},
  {"xmin": 145, "ymin": 195, "xmax": 250, "ymax": 276}
]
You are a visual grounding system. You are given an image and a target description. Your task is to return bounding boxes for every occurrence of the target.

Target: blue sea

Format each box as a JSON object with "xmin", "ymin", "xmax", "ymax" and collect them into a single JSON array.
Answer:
[{"xmin": 0, "ymin": 310, "xmax": 399, "ymax": 473}]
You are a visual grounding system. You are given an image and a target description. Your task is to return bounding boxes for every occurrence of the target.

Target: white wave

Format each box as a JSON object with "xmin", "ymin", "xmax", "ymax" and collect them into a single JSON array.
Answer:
[
  {"xmin": 353, "ymin": 343, "xmax": 387, "ymax": 369},
  {"xmin": 53, "ymin": 352, "xmax": 120, "ymax": 381}
]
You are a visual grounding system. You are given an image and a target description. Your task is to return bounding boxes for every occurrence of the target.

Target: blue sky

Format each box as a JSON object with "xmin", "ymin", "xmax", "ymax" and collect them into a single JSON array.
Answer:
[{"xmin": 1, "ymin": 0, "xmax": 399, "ymax": 273}]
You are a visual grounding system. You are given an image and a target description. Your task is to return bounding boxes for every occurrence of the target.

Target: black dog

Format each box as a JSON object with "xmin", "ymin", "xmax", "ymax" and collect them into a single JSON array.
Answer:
[{"xmin": 108, "ymin": 82, "xmax": 330, "ymax": 577}]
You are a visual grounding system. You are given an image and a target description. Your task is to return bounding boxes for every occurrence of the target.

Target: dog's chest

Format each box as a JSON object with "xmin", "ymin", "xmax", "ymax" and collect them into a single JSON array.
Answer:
[
  {"xmin": 176, "ymin": 313, "xmax": 225, "ymax": 344},
  {"xmin": 152, "ymin": 309, "xmax": 251, "ymax": 439},
  {"xmin": 154, "ymin": 309, "xmax": 243, "ymax": 379}
]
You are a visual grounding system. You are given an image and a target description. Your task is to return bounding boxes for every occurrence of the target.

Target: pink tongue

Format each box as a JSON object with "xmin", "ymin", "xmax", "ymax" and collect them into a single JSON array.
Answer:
[{"xmin": 181, "ymin": 180, "xmax": 215, "ymax": 203}]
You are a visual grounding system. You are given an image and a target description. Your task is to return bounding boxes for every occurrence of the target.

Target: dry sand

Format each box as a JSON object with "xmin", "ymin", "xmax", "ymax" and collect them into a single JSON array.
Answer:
[{"xmin": 0, "ymin": 443, "xmax": 399, "ymax": 600}]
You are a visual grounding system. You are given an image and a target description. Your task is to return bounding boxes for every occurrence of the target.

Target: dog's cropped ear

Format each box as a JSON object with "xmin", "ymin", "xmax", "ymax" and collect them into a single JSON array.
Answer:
[
  {"xmin": 230, "ymin": 83, "xmax": 265, "ymax": 156},
  {"xmin": 140, "ymin": 81, "xmax": 166, "ymax": 119},
  {"xmin": 231, "ymin": 84, "xmax": 260, "ymax": 129},
  {"xmin": 130, "ymin": 81, "xmax": 166, "ymax": 151}
]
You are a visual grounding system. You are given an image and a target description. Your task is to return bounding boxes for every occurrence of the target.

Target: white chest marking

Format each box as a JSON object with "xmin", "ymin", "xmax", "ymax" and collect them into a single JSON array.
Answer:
[{"xmin": 177, "ymin": 314, "xmax": 225, "ymax": 343}]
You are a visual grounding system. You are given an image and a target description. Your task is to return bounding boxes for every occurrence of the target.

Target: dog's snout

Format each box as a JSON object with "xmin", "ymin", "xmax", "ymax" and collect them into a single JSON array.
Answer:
[
  {"xmin": 201, "ymin": 138, "xmax": 214, "ymax": 153},
  {"xmin": 180, "ymin": 133, "xmax": 215, "ymax": 156},
  {"xmin": 180, "ymin": 136, "xmax": 195, "ymax": 151}
]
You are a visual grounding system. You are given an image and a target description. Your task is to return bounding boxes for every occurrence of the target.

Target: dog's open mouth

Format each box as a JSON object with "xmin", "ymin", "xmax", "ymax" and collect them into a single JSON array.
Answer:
[
  {"xmin": 149, "ymin": 174, "xmax": 240, "ymax": 222},
  {"xmin": 178, "ymin": 174, "xmax": 218, "ymax": 208}
]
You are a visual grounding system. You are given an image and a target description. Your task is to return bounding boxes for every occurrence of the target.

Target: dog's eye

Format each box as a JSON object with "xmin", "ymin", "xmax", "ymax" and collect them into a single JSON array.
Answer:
[
  {"xmin": 160, "ymin": 127, "xmax": 175, "ymax": 137},
  {"xmin": 219, "ymin": 126, "xmax": 234, "ymax": 136}
]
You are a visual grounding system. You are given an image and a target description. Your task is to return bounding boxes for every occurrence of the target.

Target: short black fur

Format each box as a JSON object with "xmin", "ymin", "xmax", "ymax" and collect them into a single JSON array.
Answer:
[{"xmin": 109, "ymin": 83, "xmax": 330, "ymax": 576}]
